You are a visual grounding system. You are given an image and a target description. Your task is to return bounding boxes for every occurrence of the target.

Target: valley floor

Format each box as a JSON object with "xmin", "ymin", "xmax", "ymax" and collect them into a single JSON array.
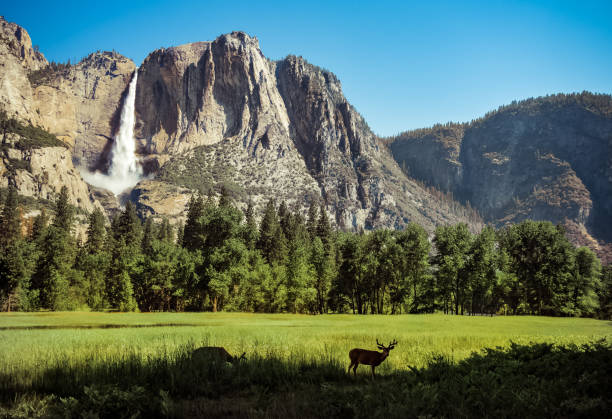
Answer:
[{"xmin": 1, "ymin": 313, "xmax": 611, "ymax": 418}]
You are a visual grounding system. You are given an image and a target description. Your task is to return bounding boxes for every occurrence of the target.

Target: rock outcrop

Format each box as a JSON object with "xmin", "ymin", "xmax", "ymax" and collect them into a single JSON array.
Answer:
[
  {"xmin": 389, "ymin": 93, "xmax": 612, "ymax": 262},
  {"xmin": 135, "ymin": 32, "xmax": 481, "ymax": 230},
  {"xmin": 32, "ymin": 51, "xmax": 136, "ymax": 170},
  {"xmin": 0, "ymin": 16, "xmax": 47, "ymax": 123},
  {"xmin": 0, "ymin": 137, "xmax": 102, "ymax": 214}
]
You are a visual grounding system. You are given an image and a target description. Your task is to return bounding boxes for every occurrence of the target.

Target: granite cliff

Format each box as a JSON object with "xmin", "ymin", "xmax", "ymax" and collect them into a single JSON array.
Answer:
[
  {"xmin": 0, "ymin": 16, "xmax": 106, "ymax": 217},
  {"xmin": 132, "ymin": 32, "xmax": 480, "ymax": 230}
]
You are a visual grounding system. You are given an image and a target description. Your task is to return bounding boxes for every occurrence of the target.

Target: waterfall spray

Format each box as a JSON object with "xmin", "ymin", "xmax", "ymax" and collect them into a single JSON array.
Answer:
[{"xmin": 81, "ymin": 70, "xmax": 143, "ymax": 195}]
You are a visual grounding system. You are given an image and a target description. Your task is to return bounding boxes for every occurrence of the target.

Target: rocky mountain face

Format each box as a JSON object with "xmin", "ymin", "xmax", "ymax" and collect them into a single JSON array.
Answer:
[
  {"xmin": 4, "ymin": 15, "xmax": 611, "ymax": 261},
  {"xmin": 1, "ymin": 18, "xmax": 479, "ymax": 232},
  {"xmin": 0, "ymin": 16, "xmax": 47, "ymax": 124},
  {"xmin": 31, "ymin": 51, "xmax": 136, "ymax": 171},
  {"xmin": 0, "ymin": 16, "xmax": 108, "ymax": 217},
  {"xmin": 388, "ymin": 94, "xmax": 612, "ymax": 263},
  {"xmin": 133, "ymin": 32, "xmax": 480, "ymax": 230}
]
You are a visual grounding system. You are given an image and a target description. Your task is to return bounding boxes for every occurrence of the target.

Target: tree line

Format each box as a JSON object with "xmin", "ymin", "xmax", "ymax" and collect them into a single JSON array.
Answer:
[{"xmin": 0, "ymin": 185, "xmax": 610, "ymax": 317}]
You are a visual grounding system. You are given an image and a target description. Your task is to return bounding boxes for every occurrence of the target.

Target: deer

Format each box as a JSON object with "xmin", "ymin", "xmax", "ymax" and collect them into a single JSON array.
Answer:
[
  {"xmin": 191, "ymin": 346, "xmax": 246, "ymax": 364},
  {"xmin": 348, "ymin": 339, "xmax": 397, "ymax": 377}
]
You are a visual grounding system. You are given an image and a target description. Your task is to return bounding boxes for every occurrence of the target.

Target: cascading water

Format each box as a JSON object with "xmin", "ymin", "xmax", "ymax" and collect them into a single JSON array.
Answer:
[{"xmin": 81, "ymin": 70, "xmax": 143, "ymax": 195}]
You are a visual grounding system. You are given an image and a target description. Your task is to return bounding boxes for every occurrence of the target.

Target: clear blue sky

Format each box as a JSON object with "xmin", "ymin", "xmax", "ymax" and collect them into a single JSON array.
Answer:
[{"xmin": 3, "ymin": 0, "xmax": 612, "ymax": 136}]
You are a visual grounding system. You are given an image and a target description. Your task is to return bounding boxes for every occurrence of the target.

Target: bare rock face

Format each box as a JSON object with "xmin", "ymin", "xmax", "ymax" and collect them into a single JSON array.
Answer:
[
  {"xmin": 136, "ymin": 33, "xmax": 481, "ymax": 231},
  {"xmin": 1, "ymin": 141, "xmax": 102, "ymax": 213},
  {"xmin": 0, "ymin": 16, "xmax": 136, "ymax": 172},
  {"xmin": 389, "ymin": 94, "xmax": 612, "ymax": 262},
  {"xmin": 32, "ymin": 51, "xmax": 136, "ymax": 170},
  {"xmin": 0, "ymin": 17, "xmax": 46, "ymax": 71},
  {"xmin": 0, "ymin": 17, "xmax": 131, "ymax": 217},
  {"xmin": 130, "ymin": 180, "xmax": 192, "ymax": 221},
  {"xmin": 0, "ymin": 16, "xmax": 47, "ymax": 123},
  {"xmin": 136, "ymin": 33, "xmax": 291, "ymax": 155},
  {"xmin": 388, "ymin": 124, "xmax": 464, "ymax": 193}
]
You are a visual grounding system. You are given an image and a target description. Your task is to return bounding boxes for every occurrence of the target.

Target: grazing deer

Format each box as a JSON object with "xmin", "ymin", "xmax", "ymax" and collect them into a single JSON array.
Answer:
[
  {"xmin": 191, "ymin": 347, "xmax": 246, "ymax": 364},
  {"xmin": 348, "ymin": 339, "xmax": 397, "ymax": 377}
]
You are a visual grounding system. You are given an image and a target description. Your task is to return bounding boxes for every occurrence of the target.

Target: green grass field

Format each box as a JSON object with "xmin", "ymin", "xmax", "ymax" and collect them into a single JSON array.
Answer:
[{"xmin": 1, "ymin": 313, "xmax": 611, "ymax": 418}]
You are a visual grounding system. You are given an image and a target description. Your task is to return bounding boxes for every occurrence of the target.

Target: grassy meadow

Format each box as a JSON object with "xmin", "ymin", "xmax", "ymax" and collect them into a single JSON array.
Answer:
[{"xmin": 1, "ymin": 313, "xmax": 611, "ymax": 418}]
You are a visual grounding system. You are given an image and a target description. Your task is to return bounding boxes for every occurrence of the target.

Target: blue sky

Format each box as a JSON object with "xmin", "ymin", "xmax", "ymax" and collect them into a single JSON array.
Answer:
[{"xmin": 3, "ymin": 0, "xmax": 611, "ymax": 136}]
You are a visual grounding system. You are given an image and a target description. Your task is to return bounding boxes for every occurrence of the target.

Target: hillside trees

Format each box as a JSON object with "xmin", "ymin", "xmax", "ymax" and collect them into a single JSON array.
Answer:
[
  {"xmin": 499, "ymin": 221, "xmax": 575, "ymax": 315},
  {"xmin": 0, "ymin": 186, "xmax": 608, "ymax": 317},
  {"xmin": 0, "ymin": 186, "xmax": 36, "ymax": 311}
]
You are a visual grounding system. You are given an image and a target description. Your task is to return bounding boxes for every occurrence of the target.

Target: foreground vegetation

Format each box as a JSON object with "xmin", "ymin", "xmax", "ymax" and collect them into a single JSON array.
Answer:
[
  {"xmin": 1, "ymin": 313, "xmax": 611, "ymax": 417},
  {"xmin": 1, "ymin": 185, "xmax": 610, "ymax": 318}
]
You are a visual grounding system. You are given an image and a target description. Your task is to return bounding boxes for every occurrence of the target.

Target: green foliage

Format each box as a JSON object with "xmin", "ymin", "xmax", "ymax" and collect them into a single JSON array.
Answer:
[
  {"xmin": 0, "ymin": 185, "xmax": 21, "ymax": 249},
  {"xmin": 433, "ymin": 223, "xmax": 474, "ymax": 314},
  {"xmin": 598, "ymin": 265, "xmax": 612, "ymax": 319},
  {"xmin": 499, "ymin": 220, "xmax": 576, "ymax": 315},
  {"xmin": 0, "ymin": 108, "xmax": 66, "ymax": 150},
  {"xmin": 157, "ymin": 146, "xmax": 245, "ymax": 199},
  {"xmin": 27, "ymin": 61, "xmax": 72, "ymax": 87},
  {"xmin": 257, "ymin": 199, "xmax": 286, "ymax": 265},
  {"xmin": 85, "ymin": 207, "xmax": 106, "ymax": 254},
  {"xmin": 51, "ymin": 186, "xmax": 74, "ymax": 234},
  {"xmin": 0, "ymin": 239, "xmax": 37, "ymax": 312},
  {"xmin": 0, "ymin": 182, "xmax": 606, "ymax": 318}
]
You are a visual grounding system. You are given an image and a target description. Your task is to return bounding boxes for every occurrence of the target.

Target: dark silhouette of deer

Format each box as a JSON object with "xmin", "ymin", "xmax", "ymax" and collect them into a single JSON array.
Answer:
[
  {"xmin": 348, "ymin": 339, "xmax": 397, "ymax": 377},
  {"xmin": 191, "ymin": 347, "xmax": 246, "ymax": 364}
]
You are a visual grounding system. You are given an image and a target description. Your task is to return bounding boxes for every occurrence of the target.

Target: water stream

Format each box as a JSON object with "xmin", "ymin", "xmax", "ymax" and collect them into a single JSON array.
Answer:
[{"xmin": 81, "ymin": 70, "xmax": 143, "ymax": 195}]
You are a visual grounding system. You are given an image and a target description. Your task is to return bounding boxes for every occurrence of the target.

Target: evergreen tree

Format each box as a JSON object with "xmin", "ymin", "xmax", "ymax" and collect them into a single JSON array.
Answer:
[
  {"xmin": 113, "ymin": 201, "xmax": 142, "ymax": 247},
  {"xmin": 569, "ymin": 247, "xmax": 601, "ymax": 316},
  {"xmin": 598, "ymin": 266, "xmax": 612, "ymax": 319},
  {"xmin": 106, "ymin": 239, "xmax": 140, "ymax": 311},
  {"xmin": 30, "ymin": 208, "xmax": 48, "ymax": 243},
  {"xmin": 0, "ymin": 187, "xmax": 36, "ymax": 308},
  {"xmin": 0, "ymin": 185, "xmax": 21, "ymax": 248},
  {"xmin": 158, "ymin": 218, "xmax": 173, "ymax": 242},
  {"xmin": 182, "ymin": 194, "xmax": 205, "ymax": 250},
  {"xmin": 465, "ymin": 226, "xmax": 497, "ymax": 315},
  {"xmin": 34, "ymin": 225, "xmax": 76, "ymax": 310},
  {"xmin": 278, "ymin": 201, "xmax": 291, "ymax": 238},
  {"xmin": 337, "ymin": 233, "xmax": 366, "ymax": 313},
  {"xmin": 176, "ymin": 221, "xmax": 184, "ymax": 247},
  {"xmin": 316, "ymin": 204, "xmax": 332, "ymax": 251},
  {"xmin": 52, "ymin": 186, "xmax": 74, "ymax": 234},
  {"xmin": 198, "ymin": 202, "xmax": 248, "ymax": 311},
  {"xmin": 310, "ymin": 237, "xmax": 332, "ymax": 314},
  {"xmin": 243, "ymin": 198, "xmax": 258, "ymax": 249},
  {"xmin": 31, "ymin": 186, "xmax": 79, "ymax": 310},
  {"xmin": 0, "ymin": 238, "xmax": 36, "ymax": 311},
  {"xmin": 306, "ymin": 200, "xmax": 318, "ymax": 239},
  {"xmin": 218, "ymin": 185, "xmax": 231, "ymax": 208},
  {"xmin": 499, "ymin": 221, "xmax": 575, "ymax": 315},
  {"xmin": 257, "ymin": 199, "xmax": 286, "ymax": 265},
  {"xmin": 85, "ymin": 207, "xmax": 106, "ymax": 254},
  {"xmin": 142, "ymin": 217, "xmax": 156, "ymax": 255}
]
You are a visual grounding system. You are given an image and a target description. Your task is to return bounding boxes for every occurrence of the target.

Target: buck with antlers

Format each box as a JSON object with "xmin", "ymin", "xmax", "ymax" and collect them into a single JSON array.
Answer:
[{"xmin": 348, "ymin": 339, "xmax": 397, "ymax": 377}]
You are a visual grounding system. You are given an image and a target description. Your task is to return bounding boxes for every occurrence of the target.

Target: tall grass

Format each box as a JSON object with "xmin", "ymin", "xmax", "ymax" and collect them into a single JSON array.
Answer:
[{"xmin": 1, "ymin": 313, "xmax": 611, "ymax": 417}]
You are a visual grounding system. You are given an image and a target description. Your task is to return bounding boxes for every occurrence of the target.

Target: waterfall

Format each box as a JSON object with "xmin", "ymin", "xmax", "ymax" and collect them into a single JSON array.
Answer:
[{"xmin": 81, "ymin": 70, "xmax": 143, "ymax": 195}]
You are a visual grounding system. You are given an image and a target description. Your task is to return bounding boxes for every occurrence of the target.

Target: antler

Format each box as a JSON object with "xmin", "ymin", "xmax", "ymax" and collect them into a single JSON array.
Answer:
[
  {"xmin": 388, "ymin": 339, "xmax": 398, "ymax": 349},
  {"xmin": 376, "ymin": 338, "xmax": 384, "ymax": 348}
]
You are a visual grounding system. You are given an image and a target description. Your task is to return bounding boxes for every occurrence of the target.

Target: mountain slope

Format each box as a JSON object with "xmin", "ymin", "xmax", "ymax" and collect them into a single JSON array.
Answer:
[{"xmin": 388, "ymin": 93, "xmax": 612, "ymax": 262}]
